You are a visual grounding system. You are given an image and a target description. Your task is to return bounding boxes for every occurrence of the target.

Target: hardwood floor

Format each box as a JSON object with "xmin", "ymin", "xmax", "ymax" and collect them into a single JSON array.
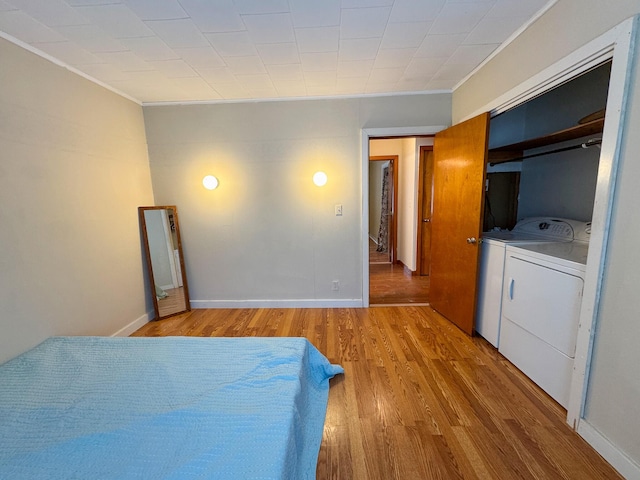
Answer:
[
  {"xmin": 370, "ymin": 263, "xmax": 430, "ymax": 304},
  {"xmin": 132, "ymin": 307, "xmax": 621, "ymax": 479},
  {"xmin": 369, "ymin": 237, "xmax": 430, "ymax": 304},
  {"xmin": 369, "ymin": 238, "xmax": 390, "ymax": 263},
  {"xmin": 157, "ymin": 286, "xmax": 186, "ymax": 317}
]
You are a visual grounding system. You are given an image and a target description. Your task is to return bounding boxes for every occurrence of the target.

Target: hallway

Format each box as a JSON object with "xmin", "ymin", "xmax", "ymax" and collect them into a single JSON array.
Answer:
[{"xmin": 369, "ymin": 239, "xmax": 430, "ymax": 305}]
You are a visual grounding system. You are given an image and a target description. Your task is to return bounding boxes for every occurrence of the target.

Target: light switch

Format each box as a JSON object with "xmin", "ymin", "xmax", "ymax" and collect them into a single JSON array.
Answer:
[{"xmin": 335, "ymin": 204, "xmax": 343, "ymax": 216}]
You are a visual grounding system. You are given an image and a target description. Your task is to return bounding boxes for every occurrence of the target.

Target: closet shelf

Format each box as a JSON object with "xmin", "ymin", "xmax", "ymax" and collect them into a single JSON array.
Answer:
[{"xmin": 488, "ymin": 117, "xmax": 604, "ymax": 164}]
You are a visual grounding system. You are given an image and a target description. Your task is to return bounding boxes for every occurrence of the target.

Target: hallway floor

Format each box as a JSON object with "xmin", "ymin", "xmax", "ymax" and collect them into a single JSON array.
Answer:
[{"xmin": 369, "ymin": 240, "xmax": 429, "ymax": 305}]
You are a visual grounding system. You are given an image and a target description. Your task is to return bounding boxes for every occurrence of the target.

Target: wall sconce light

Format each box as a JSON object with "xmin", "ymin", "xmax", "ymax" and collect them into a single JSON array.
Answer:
[
  {"xmin": 202, "ymin": 175, "xmax": 219, "ymax": 190},
  {"xmin": 313, "ymin": 171, "xmax": 327, "ymax": 187}
]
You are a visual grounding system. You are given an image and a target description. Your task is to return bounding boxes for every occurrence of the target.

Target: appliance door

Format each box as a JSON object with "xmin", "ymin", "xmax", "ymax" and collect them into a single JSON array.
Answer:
[{"xmin": 501, "ymin": 253, "xmax": 584, "ymax": 357}]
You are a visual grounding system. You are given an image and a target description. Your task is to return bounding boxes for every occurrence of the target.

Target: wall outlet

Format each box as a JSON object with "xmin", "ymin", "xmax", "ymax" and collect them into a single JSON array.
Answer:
[
  {"xmin": 332, "ymin": 280, "xmax": 340, "ymax": 291},
  {"xmin": 335, "ymin": 204, "xmax": 343, "ymax": 216}
]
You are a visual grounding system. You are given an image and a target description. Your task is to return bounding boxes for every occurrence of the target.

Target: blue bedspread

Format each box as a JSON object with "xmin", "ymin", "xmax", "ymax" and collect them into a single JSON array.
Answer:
[{"xmin": 0, "ymin": 336, "xmax": 343, "ymax": 479}]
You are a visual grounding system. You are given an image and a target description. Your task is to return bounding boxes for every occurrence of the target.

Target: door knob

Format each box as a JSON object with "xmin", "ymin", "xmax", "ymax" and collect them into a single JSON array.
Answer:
[
  {"xmin": 423, "ymin": 218, "xmax": 430, "ymax": 223},
  {"xmin": 466, "ymin": 237, "xmax": 477, "ymax": 244}
]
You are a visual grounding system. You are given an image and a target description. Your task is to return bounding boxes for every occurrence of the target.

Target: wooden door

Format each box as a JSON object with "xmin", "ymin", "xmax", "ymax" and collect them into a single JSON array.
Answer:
[
  {"xmin": 417, "ymin": 147, "xmax": 434, "ymax": 275},
  {"xmin": 430, "ymin": 113, "xmax": 490, "ymax": 335}
]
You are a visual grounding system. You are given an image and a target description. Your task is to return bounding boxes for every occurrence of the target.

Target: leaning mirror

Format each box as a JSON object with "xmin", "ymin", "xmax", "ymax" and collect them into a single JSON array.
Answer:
[{"xmin": 139, "ymin": 206, "xmax": 191, "ymax": 320}]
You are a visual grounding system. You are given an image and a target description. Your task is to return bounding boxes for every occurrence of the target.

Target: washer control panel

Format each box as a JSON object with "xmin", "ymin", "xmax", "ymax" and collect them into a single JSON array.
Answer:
[{"xmin": 512, "ymin": 217, "xmax": 591, "ymax": 243}]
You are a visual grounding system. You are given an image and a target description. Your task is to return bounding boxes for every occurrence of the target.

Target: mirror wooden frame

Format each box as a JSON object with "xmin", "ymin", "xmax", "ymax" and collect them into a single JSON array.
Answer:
[{"xmin": 139, "ymin": 206, "xmax": 191, "ymax": 320}]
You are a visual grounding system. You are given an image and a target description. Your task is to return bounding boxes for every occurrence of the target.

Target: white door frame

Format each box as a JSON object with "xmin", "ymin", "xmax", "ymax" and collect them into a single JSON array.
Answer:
[
  {"xmin": 460, "ymin": 16, "xmax": 637, "ymax": 475},
  {"xmin": 361, "ymin": 126, "xmax": 447, "ymax": 307}
]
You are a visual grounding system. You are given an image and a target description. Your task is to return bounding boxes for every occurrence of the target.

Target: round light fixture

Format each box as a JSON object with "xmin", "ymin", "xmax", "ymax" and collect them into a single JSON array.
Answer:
[
  {"xmin": 202, "ymin": 175, "xmax": 219, "ymax": 190},
  {"xmin": 312, "ymin": 171, "xmax": 327, "ymax": 187}
]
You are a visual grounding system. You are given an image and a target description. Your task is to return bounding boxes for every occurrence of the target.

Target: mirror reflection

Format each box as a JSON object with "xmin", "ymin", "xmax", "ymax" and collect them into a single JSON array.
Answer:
[{"xmin": 139, "ymin": 206, "xmax": 190, "ymax": 319}]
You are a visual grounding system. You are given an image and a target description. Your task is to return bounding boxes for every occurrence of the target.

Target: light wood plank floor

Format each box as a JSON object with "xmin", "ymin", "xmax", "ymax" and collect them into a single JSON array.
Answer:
[{"xmin": 132, "ymin": 307, "xmax": 621, "ymax": 479}]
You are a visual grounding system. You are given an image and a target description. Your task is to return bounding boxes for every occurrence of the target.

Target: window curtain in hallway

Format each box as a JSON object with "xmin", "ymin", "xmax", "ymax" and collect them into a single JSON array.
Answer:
[{"xmin": 377, "ymin": 167, "xmax": 389, "ymax": 253}]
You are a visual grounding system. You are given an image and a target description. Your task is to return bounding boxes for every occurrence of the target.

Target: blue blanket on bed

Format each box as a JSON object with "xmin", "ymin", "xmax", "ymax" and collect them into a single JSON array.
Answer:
[{"xmin": 0, "ymin": 336, "xmax": 343, "ymax": 479}]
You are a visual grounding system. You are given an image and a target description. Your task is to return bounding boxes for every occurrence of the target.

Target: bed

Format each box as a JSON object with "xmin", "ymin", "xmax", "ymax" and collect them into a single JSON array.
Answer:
[{"xmin": 0, "ymin": 336, "xmax": 343, "ymax": 479}]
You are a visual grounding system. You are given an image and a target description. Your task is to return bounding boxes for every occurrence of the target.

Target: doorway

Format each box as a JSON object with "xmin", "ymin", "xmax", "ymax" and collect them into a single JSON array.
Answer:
[
  {"xmin": 368, "ymin": 137, "xmax": 431, "ymax": 305},
  {"xmin": 369, "ymin": 155, "xmax": 398, "ymax": 265}
]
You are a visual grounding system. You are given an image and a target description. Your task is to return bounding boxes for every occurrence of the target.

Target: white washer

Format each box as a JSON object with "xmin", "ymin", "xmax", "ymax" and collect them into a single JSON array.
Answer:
[
  {"xmin": 475, "ymin": 217, "xmax": 578, "ymax": 348},
  {"xmin": 498, "ymin": 223, "xmax": 590, "ymax": 408}
]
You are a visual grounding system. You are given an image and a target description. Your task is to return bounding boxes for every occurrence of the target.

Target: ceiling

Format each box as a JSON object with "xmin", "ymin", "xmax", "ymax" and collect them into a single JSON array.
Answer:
[{"xmin": 0, "ymin": 0, "xmax": 552, "ymax": 104}]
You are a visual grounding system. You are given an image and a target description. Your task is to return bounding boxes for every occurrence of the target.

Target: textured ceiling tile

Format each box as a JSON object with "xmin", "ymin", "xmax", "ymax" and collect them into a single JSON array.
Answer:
[
  {"xmin": 144, "ymin": 18, "xmax": 210, "ymax": 48},
  {"xmin": 57, "ymin": 24, "xmax": 127, "ymax": 53},
  {"xmin": 172, "ymin": 46, "xmax": 225, "ymax": 68},
  {"xmin": 389, "ymin": 0, "xmax": 445, "ymax": 23},
  {"xmin": 97, "ymin": 50, "xmax": 153, "ymax": 72},
  {"xmin": 337, "ymin": 59, "xmax": 374, "ymax": 78},
  {"xmin": 76, "ymin": 62, "xmax": 132, "ymax": 81},
  {"xmin": 224, "ymin": 55, "xmax": 267, "ymax": 75},
  {"xmin": 0, "ymin": 10, "xmax": 66, "ymax": 42},
  {"xmin": 428, "ymin": 2, "xmax": 493, "ymax": 35},
  {"xmin": 32, "ymin": 40, "xmax": 103, "ymax": 65},
  {"xmin": 300, "ymin": 52, "xmax": 338, "ymax": 72},
  {"xmin": 415, "ymin": 33, "xmax": 466, "ymax": 58},
  {"xmin": 178, "ymin": 0, "xmax": 244, "ymax": 33},
  {"xmin": 65, "ymin": 0, "xmax": 124, "ymax": 5},
  {"xmin": 464, "ymin": 15, "xmax": 526, "ymax": 44},
  {"xmin": 486, "ymin": 0, "xmax": 547, "ymax": 18},
  {"xmin": 404, "ymin": 56, "xmax": 447, "ymax": 78},
  {"xmin": 342, "ymin": 0, "xmax": 394, "ymax": 7},
  {"xmin": 233, "ymin": 0, "xmax": 289, "ymax": 15},
  {"xmin": 289, "ymin": 0, "xmax": 340, "ymax": 27},
  {"xmin": 381, "ymin": 22, "xmax": 429, "ymax": 49},
  {"xmin": 236, "ymin": 73, "xmax": 274, "ymax": 89},
  {"xmin": 241, "ymin": 13, "xmax": 295, "ymax": 44},
  {"xmin": 273, "ymin": 81, "xmax": 307, "ymax": 97},
  {"xmin": 266, "ymin": 63, "xmax": 304, "ymax": 82},
  {"xmin": 295, "ymin": 26, "xmax": 339, "ymax": 53},
  {"xmin": 195, "ymin": 66, "xmax": 237, "ymax": 85},
  {"xmin": 340, "ymin": 7, "xmax": 391, "ymax": 39},
  {"xmin": 205, "ymin": 31, "xmax": 257, "ymax": 57},
  {"xmin": 304, "ymin": 70, "xmax": 337, "ymax": 87},
  {"xmin": 8, "ymin": 0, "xmax": 89, "ymax": 27},
  {"xmin": 373, "ymin": 48, "xmax": 416, "ymax": 69},
  {"xmin": 336, "ymin": 76, "xmax": 367, "ymax": 91},
  {"xmin": 256, "ymin": 43, "xmax": 300, "ymax": 65},
  {"xmin": 209, "ymin": 83, "xmax": 249, "ymax": 99},
  {"xmin": 148, "ymin": 59, "xmax": 197, "ymax": 78},
  {"xmin": 122, "ymin": 0, "xmax": 187, "ymax": 21},
  {"xmin": 1, "ymin": 0, "xmax": 547, "ymax": 101},
  {"xmin": 338, "ymin": 37, "xmax": 381, "ymax": 61},
  {"xmin": 74, "ymin": 4, "xmax": 154, "ymax": 38},
  {"xmin": 368, "ymin": 67, "xmax": 404, "ymax": 83},
  {"xmin": 446, "ymin": 43, "xmax": 498, "ymax": 66},
  {"xmin": 119, "ymin": 36, "xmax": 178, "ymax": 61}
]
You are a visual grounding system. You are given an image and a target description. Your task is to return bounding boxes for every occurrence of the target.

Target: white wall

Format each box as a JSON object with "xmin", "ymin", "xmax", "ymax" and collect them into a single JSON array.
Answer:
[
  {"xmin": 517, "ymin": 138, "xmax": 600, "ymax": 222},
  {"xmin": 454, "ymin": 0, "xmax": 640, "ymax": 472},
  {"xmin": 0, "ymin": 38, "xmax": 154, "ymax": 364},
  {"xmin": 583, "ymin": 22, "xmax": 640, "ymax": 466},
  {"xmin": 369, "ymin": 138, "xmax": 418, "ymax": 270},
  {"xmin": 143, "ymin": 94, "xmax": 450, "ymax": 306}
]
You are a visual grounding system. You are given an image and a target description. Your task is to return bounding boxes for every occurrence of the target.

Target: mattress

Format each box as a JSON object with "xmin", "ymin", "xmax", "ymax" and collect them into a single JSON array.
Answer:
[{"xmin": 0, "ymin": 336, "xmax": 343, "ymax": 479}]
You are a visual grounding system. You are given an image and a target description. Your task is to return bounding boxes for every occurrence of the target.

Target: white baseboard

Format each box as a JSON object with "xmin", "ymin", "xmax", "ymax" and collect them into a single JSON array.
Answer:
[
  {"xmin": 111, "ymin": 312, "xmax": 152, "ymax": 337},
  {"xmin": 578, "ymin": 419, "xmax": 640, "ymax": 480},
  {"xmin": 369, "ymin": 234, "xmax": 379, "ymax": 245},
  {"xmin": 191, "ymin": 299, "xmax": 364, "ymax": 309}
]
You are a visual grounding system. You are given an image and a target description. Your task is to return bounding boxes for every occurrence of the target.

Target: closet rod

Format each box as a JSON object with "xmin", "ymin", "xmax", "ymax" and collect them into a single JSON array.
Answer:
[{"xmin": 490, "ymin": 138, "xmax": 602, "ymax": 166}]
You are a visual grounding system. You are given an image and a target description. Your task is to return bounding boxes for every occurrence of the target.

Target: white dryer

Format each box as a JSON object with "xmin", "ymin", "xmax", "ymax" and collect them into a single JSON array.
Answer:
[
  {"xmin": 476, "ymin": 217, "xmax": 579, "ymax": 347},
  {"xmin": 498, "ymin": 222, "xmax": 590, "ymax": 408}
]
